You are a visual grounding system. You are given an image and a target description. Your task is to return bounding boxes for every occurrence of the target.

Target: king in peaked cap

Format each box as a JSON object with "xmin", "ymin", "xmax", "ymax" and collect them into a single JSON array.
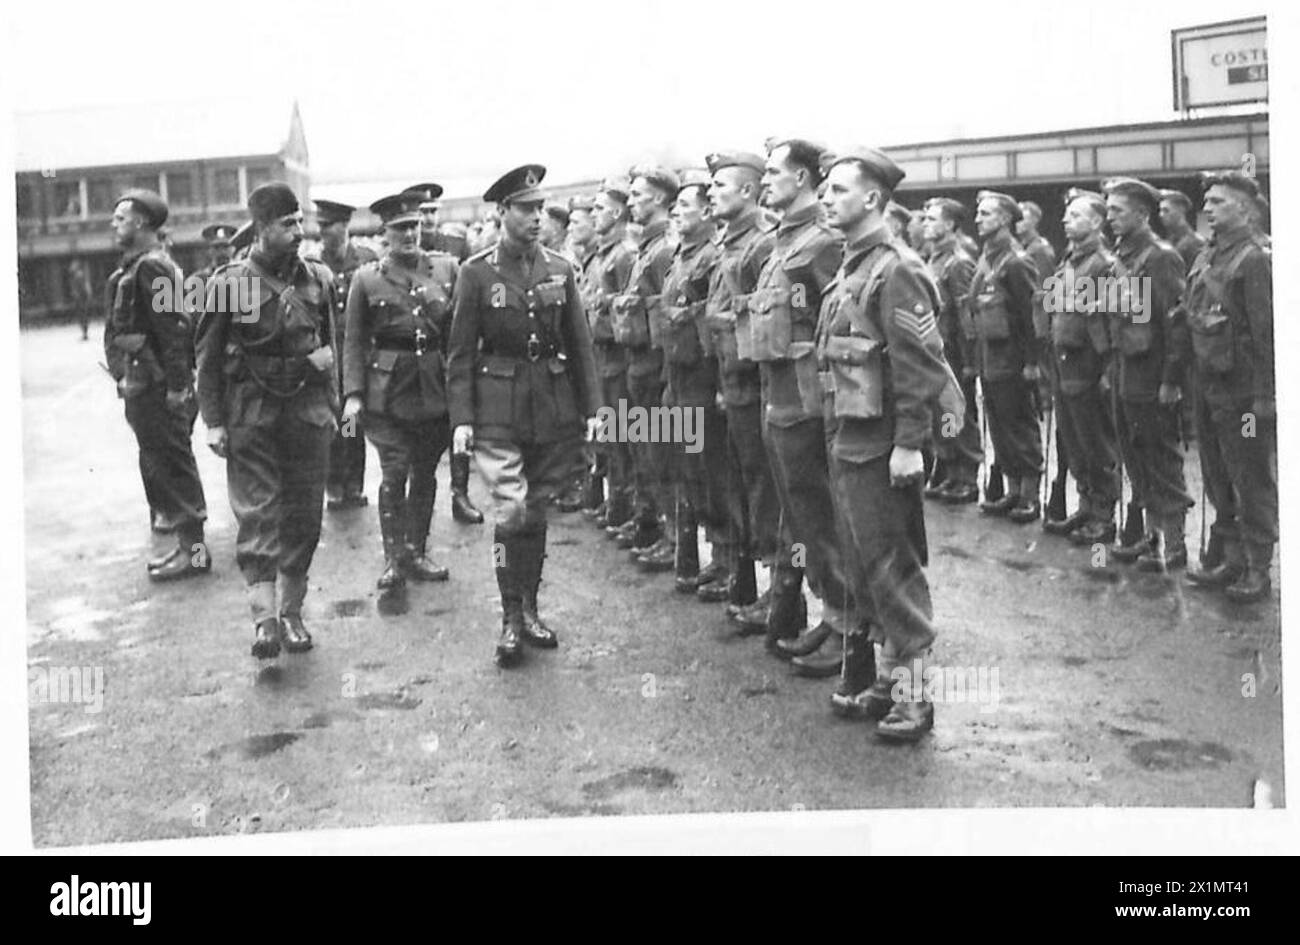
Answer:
[
  {"xmin": 312, "ymin": 199, "xmax": 357, "ymax": 227},
  {"xmin": 369, "ymin": 192, "xmax": 424, "ymax": 227},
  {"xmin": 976, "ymin": 190, "xmax": 1023, "ymax": 224},
  {"xmin": 830, "ymin": 147, "xmax": 906, "ymax": 191},
  {"xmin": 116, "ymin": 189, "xmax": 169, "ymax": 229},
  {"xmin": 484, "ymin": 165, "xmax": 547, "ymax": 205}
]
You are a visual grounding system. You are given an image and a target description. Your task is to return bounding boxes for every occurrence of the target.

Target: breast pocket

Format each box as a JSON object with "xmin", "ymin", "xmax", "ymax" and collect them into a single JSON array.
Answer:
[{"xmin": 748, "ymin": 286, "xmax": 793, "ymax": 361}]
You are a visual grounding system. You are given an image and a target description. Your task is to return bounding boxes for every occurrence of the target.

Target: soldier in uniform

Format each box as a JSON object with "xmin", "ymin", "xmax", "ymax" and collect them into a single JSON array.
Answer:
[
  {"xmin": 700, "ymin": 151, "xmax": 778, "ymax": 610},
  {"xmin": 970, "ymin": 192, "xmax": 1044, "ymax": 522},
  {"xmin": 192, "ymin": 224, "xmax": 237, "ymax": 286},
  {"xmin": 750, "ymin": 139, "xmax": 853, "ymax": 674},
  {"xmin": 885, "ymin": 202, "xmax": 911, "ymax": 245},
  {"xmin": 315, "ymin": 199, "xmax": 377, "ymax": 512},
  {"xmin": 1041, "ymin": 190, "xmax": 1121, "ymax": 546},
  {"xmin": 920, "ymin": 197, "xmax": 981, "ymax": 504},
  {"xmin": 1099, "ymin": 178, "xmax": 1192, "ymax": 569},
  {"xmin": 541, "ymin": 203, "xmax": 571, "ymax": 257},
  {"xmin": 1016, "ymin": 202, "xmax": 1057, "ymax": 278},
  {"xmin": 405, "ymin": 183, "xmax": 484, "ymax": 524},
  {"xmin": 1159, "ymin": 189, "xmax": 1206, "ymax": 272},
  {"xmin": 817, "ymin": 149, "xmax": 952, "ymax": 741},
  {"xmin": 608, "ymin": 167, "xmax": 679, "ymax": 560},
  {"xmin": 197, "ymin": 182, "xmax": 338, "ymax": 659},
  {"xmin": 104, "ymin": 189, "xmax": 210, "ymax": 581},
  {"xmin": 651, "ymin": 174, "xmax": 724, "ymax": 586},
  {"xmin": 557, "ymin": 194, "xmax": 603, "ymax": 515},
  {"xmin": 1183, "ymin": 171, "xmax": 1275, "ymax": 602},
  {"xmin": 587, "ymin": 180, "xmax": 637, "ymax": 535},
  {"xmin": 230, "ymin": 220, "xmax": 255, "ymax": 261},
  {"xmin": 446, "ymin": 165, "xmax": 601, "ymax": 666},
  {"xmin": 405, "ymin": 182, "xmax": 470, "ymax": 263},
  {"xmin": 342, "ymin": 192, "xmax": 457, "ymax": 590}
]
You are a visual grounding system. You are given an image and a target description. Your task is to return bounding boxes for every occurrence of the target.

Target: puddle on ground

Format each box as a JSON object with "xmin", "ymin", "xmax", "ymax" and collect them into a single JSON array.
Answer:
[
  {"xmin": 377, "ymin": 587, "xmax": 409, "ymax": 616},
  {"xmin": 582, "ymin": 766, "xmax": 678, "ymax": 799},
  {"xmin": 355, "ymin": 691, "xmax": 422, "ymax": 711},
  {"xmin": 740, "ymin": 683, "xmax": 779, "ymax": 697},
  {"xmin": 205, "ymin": 732, "xmax": 302, "ymax": 762},
  {"xmin": 1128, "ymin": 739, "xmax": 1232, "ymax": 771},
  {"xmin": 301, "ymin": 708, "xmax": 362, "ymax": 729},
  {"xmin": 937, "ymin": 544, "xmax": 976, "ymax": 560},
  {"xmin": 254, "ymin": 666, "xmax": 285, "ymax": 688},
  {"xmin": 355, "ymin": 661, "xmax": 386, "ymax": 671},
  {"xmin": 997, "ymin": 557, "xmax": 1042, "ymax": 573},
  {"xmin": 332, "ymin": 599, "xmax": 367, "ymax": 618}
]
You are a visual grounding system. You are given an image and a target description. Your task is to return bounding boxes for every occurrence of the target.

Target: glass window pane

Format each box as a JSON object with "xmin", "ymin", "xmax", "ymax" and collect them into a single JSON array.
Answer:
[
  {"xmin": 245, "ymin": 166, "xmax": 272, "ymax": 193},
  {"xmin": 166, "ymin": 171, "xmax": 194, "ymax": 207},
  {"xmin": 87, "ymin": 179, "xmax": 115, "ymax": 214},
  {"xmin": 53, "ymin": 180, "xmax": 81, "ymax": 217},
  {"xmin": 214, "ymin": 168, "xmax": 240, "ymax": 205}
]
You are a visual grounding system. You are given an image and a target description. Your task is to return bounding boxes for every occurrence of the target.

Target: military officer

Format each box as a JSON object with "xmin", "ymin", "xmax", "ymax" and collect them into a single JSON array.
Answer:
[
  {"xmin": 446, "ymin": 165, "xmax": 601, "ymax": 666},
  {"xmin": 608, "ymin": 167, "xmax": 679, "ymax": 559},
  {"xmin": 698, "ymin": 151, "xmax": 776, "ymax": 610},
  {"xmin": 405, "ymin": 183, "xmax": 484, "ymax": 524},
  {"xmin": 586, "ymin": 180, "xmax": 637, "ymax": 535},
  {"xmin": 405, "ymin": 182, "xmax": 470, "ymax": 263},
  {"xmin": 1098, "ymin": 178, "xmax": 1193, "ymax": 571},
  {"xmin": 197, "ymin": 182, "xmax": 338, "ymax": 659},
  {"xmin": 104, "ymin": 189, "xmax": 210, "ymax": 581},
  {"xmin": 920, "ymin": 197, "xmax": 981, "ymax": 504},
  {"xmin": 315, "ymin": 199, "xmax": 377, "ymax": 512},
  {"xmin": 1159, "ymin": 188, "xmax": 1207, "ymax": 272},
  {"xmin": 192, "ymin": 223, "xmax": 237, "ymax": 286},
  {"xmin": 651, "ymin": 174, "xmax": 724, "ymax": 586},
  {"xmin": 1042, "ymin": 190, "xmax": 1121, "ymax": 546},
  {"xmin": 970, "ymin": 191, "xmax": 1044, "ymax": 522},
  {"xmin": 750, "ymin": 139, "xmax": 853, "ymax": 674},
  {"xmin": 817, "ymin": 148, "xmax": 952, "ymax": 741},
  {"xmin": 342, "ymin": 192, "xmax": 458, "ymax": 590},
  {"xmin": 1183, "ymin": 171, "xmax": 1275, "ymax": 602}
]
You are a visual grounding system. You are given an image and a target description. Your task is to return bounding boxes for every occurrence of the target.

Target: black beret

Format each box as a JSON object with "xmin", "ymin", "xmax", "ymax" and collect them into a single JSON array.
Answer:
[
  {"xmin": 544, "ymin": 203, "xmax": 570, "ymax": 226},
  {"xmin": 116, "ymin": 189, "xmax": 168, "ymax": 229},
  {"xmin": 705, "ymin": 150, "xmax": 765, "ymax": 175},
  {"xmin": 1103, "ymin": 177, "xmax": 1162, "ymax": 216},
  {"xmin": 976, "ymin": 191, "xmax": 1022, "ymax": 224},
  {"xmin": 402, "ymin": 182, "xmax": 444, "ymax": 207},
  {"xmin": 201, "ymin": 222, "xmax": 237, "ymax": 244},
  {"xmin": 1200, "ymin": 170, "xmax": 1261, "ymax": 201},
  {"xmin": 312, "ymin": 199, "xmax": 356, "ymax": 227},
  {"xmin": 368, "ymin": 193, "xmax": 424, "ymax": 226},
  {"xmin": 831, "ymin": 147, "xmax": 906, "ymax": 192},
  {"xmin": 248, "ymin": 182, "xmax": 300, "ymax": 224},
  {"xmin": 484, "ymin": 164, "xmax": 546, "ymax": 205},
  {"xmin": 230, "ymin": 220, "xmax": 255, "ymax": 252}
]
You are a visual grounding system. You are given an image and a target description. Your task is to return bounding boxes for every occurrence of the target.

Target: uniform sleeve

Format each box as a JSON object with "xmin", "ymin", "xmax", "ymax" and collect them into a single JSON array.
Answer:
[
  {"xmin": 1240, "ymin": 249, "xmax": 1274, "ymax": 403},
  {"xmin": 607, "ymin": 245, "xmax": 635, "ymax": 294},
  {"xmin": 446, "ymin": 264, "xmax": 481, "ymax": 430},
  {"xmin": 137, "ymin": 256, "xmax": 193, "ymax": 391},
  {"xmin": 880, "ymin": 258, "xmax": 949, "ymax": 450},
  {"xmin": 440, "ymin": 258, "xmax": 460, "ymax": 355},
  {"xmin": 947, "ymin": 255, "xmax": 977, "ymax": 373},
  {"xmin": 645, "ymin": 241, "xmax": 675, "ymax": 293},
  {"xmin": 810, "ymin": 233, "xmax": 844, "ymax": 295},
  {"xmin": 196, "ymin": 273, "xmax": 233, "ymax": 427},
  {"xmin": 1002, "ymin": 255, "xmax": 1038, "ymax": 367},
  {"xmin": 742, "ymin": 231, "xmax": 776, "ymax": 290},
  {"xmin": 562, "ymin": 265, "xmax": 601, "ymax": 417},
  {"xmin": 342, "ymin": 272, "xmax": 369, "ymax": 400},
  {"xmin": 1150, "ymin": 247, "xmax": 1187, "ymax": 390}
]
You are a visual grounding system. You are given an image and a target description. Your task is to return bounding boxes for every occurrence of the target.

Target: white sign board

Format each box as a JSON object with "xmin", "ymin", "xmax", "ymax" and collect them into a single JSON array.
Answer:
[{"xmin": 1172, "ymin": 17, "xmax": 1268, "ymax": 111}]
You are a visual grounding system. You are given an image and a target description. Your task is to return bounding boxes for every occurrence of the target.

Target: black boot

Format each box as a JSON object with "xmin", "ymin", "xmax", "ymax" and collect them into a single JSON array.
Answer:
[
  {"xmin": 377, "ymin": 482, "xmax": 407, "ymax": 590},
  {"xmin": 1044, "ymin": 476, "xmax": 1068, "ymax": 525},
  {"xmin": 450, "ymin": 453, "xmax": 484, "ymax": 524},
  {"xmin": 1120, "ymin": 501, "xmax": 1146, "ymax": 548},
  {"xmin": 726, "ymin": 552, "xmax": 757, "ymax": 608},
  {"xmin": 518, "ymin": 526, "xmax": 558, "ymax": 649},
  {"xmin": 1224, "ymin": 543, "xmax": 1272, "ymax": 603},
  {"xmin": 584, "ymin": 467, "xmax": 605, "ymax": 512},
  {"xmin": 984, "ymin": 463, "xmax": 1005, "ymax": 503},
  {"xmin": 830, "ymin": 634, "xmax": 889, "ymax": 720},
  {"xmin": 404, "ymin": 468, "xmax": 449, "ymax": 581},
  {"xmin": 494, "ymin": 530, "xmax": 525, "ymax": 666},
  {"xmin": 762, "ymin": 561, "xmax": 806, "ymax": 648}
]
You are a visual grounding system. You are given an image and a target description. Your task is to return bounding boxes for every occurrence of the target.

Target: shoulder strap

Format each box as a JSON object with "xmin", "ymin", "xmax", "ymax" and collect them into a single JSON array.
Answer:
[{"xmin": 1222, "ymin": 239, "xmax": 1260, "ymax": 282}]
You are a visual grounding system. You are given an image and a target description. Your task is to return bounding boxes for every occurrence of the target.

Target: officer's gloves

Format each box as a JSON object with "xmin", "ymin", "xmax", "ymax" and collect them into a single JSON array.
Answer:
[
  {"xmin": 453, "ymin": 424, "xmax": 474, "ymax": 455},
  {"xmin": 305, "ymin": 347, "xmax": 334, "ymax": 373}
]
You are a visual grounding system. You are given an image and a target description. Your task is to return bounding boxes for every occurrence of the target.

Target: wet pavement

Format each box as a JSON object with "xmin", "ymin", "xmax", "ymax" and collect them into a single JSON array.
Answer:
[{"xmin": 23, "ymin": 323, "xmax": 1285, "ymax": 847}]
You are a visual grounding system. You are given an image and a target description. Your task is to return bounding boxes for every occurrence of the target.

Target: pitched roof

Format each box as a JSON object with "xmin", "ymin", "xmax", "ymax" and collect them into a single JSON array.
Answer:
[{"xmin": 14, "ymin": 98, "xmax": 303, "ymax": 173}]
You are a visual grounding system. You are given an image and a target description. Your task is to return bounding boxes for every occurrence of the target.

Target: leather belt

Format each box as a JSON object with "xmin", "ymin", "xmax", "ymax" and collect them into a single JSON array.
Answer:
[
  {"xmin": 482, "ymin": 340, "xmax": 561, "ymax": 362},
  {"xmin": 374, "ymin": 328, "xmax": 431, "ymax": 355}
]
